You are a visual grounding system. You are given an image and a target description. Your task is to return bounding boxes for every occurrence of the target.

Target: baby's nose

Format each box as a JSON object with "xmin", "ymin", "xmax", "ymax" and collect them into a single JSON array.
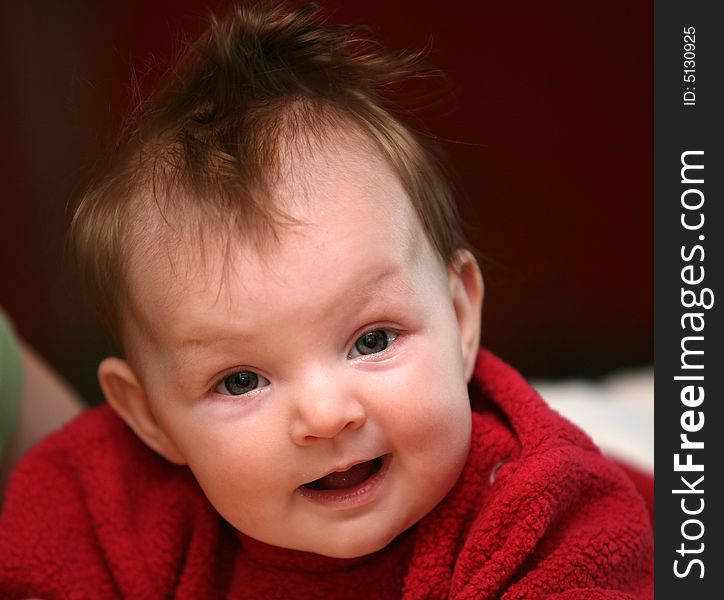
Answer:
[{"xmin": 289, "ymin": 384, "xmax": 367, "ymax": 445}]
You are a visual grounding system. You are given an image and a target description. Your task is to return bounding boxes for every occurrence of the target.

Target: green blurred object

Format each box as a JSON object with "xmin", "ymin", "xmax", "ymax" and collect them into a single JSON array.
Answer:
[{"xmin": 0, "ymin": 308, "xmax": 22, "ymax": 458}]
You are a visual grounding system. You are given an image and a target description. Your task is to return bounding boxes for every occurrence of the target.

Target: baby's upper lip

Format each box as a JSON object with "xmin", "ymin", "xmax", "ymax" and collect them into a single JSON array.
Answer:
[{"xmin": 303, "ymin": 455, "xmax": 383, "ymax": 486}]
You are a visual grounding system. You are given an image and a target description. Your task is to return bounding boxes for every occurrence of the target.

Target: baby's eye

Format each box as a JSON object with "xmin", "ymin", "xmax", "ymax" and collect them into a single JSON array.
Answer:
[
  {"xmin": 348, "ymin": 329, "xmax": 398, "ymax": 358},
  {"xmin": 215, "ymin": 370, "xmax": 270, "ymax": 396}
]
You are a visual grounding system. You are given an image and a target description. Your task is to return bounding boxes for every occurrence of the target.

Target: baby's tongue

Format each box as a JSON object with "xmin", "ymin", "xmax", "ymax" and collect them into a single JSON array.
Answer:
[{"xmin": 312, "ymin": 460, "xmax": 375, "ymax": 490}]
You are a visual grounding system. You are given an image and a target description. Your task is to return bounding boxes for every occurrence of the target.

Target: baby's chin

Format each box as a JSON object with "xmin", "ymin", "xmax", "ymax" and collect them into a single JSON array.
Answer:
[{"xmin": 288, "ymin": 523, "xmax": 412, "ymax": 560}]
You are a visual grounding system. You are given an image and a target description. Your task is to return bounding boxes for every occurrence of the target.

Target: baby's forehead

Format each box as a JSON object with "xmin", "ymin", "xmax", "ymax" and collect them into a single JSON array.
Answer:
[
  {"xmin": 123, "ymin": 129, "xmax": 436, "ymax": 334},
  {"xmin": 268, "ymin": 121, "xmax": 411, "ymax": 216}
]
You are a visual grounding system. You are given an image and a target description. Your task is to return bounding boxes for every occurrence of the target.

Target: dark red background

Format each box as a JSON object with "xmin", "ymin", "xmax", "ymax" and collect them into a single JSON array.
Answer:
[{"xmin": 0, "ymin": 1, "xmax": 652, "ymax": 403}]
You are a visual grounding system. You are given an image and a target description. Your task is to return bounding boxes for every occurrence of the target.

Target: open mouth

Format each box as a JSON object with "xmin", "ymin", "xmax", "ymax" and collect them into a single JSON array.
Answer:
[{"xmin": 303, "ymin": 456, "xmax": 385, "ymax": 491}]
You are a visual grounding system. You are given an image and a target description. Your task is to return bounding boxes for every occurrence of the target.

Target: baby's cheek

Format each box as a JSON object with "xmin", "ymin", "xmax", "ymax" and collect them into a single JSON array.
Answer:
[
  {"xmin": 189, "ymin": 457, "xmax": 273, "ymax": 535},
  {"xmin": 427, "ymin": 395, "xmax": 471, "ymax": 461},
  {"xmin": 392, "ymin": 380, "xmax": 471, "ymax": 451},
  {"xmin": 186, "ymin": 442, "xmax": 259, "ymax": 499}
]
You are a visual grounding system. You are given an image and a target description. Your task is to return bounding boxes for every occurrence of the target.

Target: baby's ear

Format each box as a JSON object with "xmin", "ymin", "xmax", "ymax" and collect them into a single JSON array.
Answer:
[
  {"xmin": 98, "ymin": 357, "xmax": 186, "ymax": 465},
  {"xmin": 448, "ymin": 249, "xmax": 484, "ymax": 382}
]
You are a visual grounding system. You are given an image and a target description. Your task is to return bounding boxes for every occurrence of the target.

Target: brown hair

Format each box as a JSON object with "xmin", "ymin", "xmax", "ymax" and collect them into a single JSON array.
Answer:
[{"xmin": 70, "ymin": 1, "xmax": 470, "ymax": 344}]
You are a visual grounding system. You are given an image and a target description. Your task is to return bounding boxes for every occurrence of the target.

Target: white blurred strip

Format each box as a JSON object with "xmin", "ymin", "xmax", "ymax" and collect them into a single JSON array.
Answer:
[{"xmin": 532, "ymin": 368, "xmax": 654, "ymax": 472}]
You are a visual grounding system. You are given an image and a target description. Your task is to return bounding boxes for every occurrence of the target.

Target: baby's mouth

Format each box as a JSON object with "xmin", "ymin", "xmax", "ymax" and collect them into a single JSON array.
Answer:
[{"xmin": 303, "ymin": 456, "xmax": 384, "ymax": 491}]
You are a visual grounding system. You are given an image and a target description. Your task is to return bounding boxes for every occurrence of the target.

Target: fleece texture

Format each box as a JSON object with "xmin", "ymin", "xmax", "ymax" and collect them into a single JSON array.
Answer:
[{"xmin": 0, "ymin": 350, "xmax": 653, "ymax": 599}]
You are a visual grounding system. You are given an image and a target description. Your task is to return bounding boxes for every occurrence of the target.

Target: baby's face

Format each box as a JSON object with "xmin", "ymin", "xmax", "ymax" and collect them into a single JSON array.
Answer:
[{"xmin": 120, "ymin": 134, "xmax": 476, "ymax": 558}]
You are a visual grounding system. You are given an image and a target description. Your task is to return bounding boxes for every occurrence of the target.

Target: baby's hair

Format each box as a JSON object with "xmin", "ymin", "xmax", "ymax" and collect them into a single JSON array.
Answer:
[{"xmin": 70, "ymin": 1, "xmax": 470, "ymax": 344}]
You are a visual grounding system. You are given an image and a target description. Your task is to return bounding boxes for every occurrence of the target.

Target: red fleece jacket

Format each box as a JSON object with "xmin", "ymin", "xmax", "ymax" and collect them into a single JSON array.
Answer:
[{"xmin": 0, "ymin": 351, "xmax": 653, "ymax": 599}]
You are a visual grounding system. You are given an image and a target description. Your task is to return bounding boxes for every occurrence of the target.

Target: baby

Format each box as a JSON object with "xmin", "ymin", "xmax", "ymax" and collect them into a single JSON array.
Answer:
[{"xmin": 0, "ymin": 3, "xmax": 652, "ymax": 598}]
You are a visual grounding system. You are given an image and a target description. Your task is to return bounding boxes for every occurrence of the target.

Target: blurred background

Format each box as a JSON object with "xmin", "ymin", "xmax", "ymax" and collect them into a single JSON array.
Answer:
[{"xmin": 0, "ymin": 0, "xmax": 652, "ymax": 407}]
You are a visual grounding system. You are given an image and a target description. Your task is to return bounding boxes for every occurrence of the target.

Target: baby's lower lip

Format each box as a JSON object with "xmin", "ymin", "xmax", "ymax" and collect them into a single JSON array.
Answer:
[{"xmin": 297, "ymin": 454, "xmax": 392, "ymax": 509}]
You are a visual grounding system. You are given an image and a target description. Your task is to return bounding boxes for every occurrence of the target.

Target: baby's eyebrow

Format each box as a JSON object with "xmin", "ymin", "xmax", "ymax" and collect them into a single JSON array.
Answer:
[
  {"xmin": 173, "ymin": 262, "xmax": 413, "ymax": 351},
  {"xmin": 177, "ymin": 334, "xmax": 252, "ymax": 350},
  {"xmin": 351, "ymin": 263, "xmax": 407, "ymax": 296}
]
